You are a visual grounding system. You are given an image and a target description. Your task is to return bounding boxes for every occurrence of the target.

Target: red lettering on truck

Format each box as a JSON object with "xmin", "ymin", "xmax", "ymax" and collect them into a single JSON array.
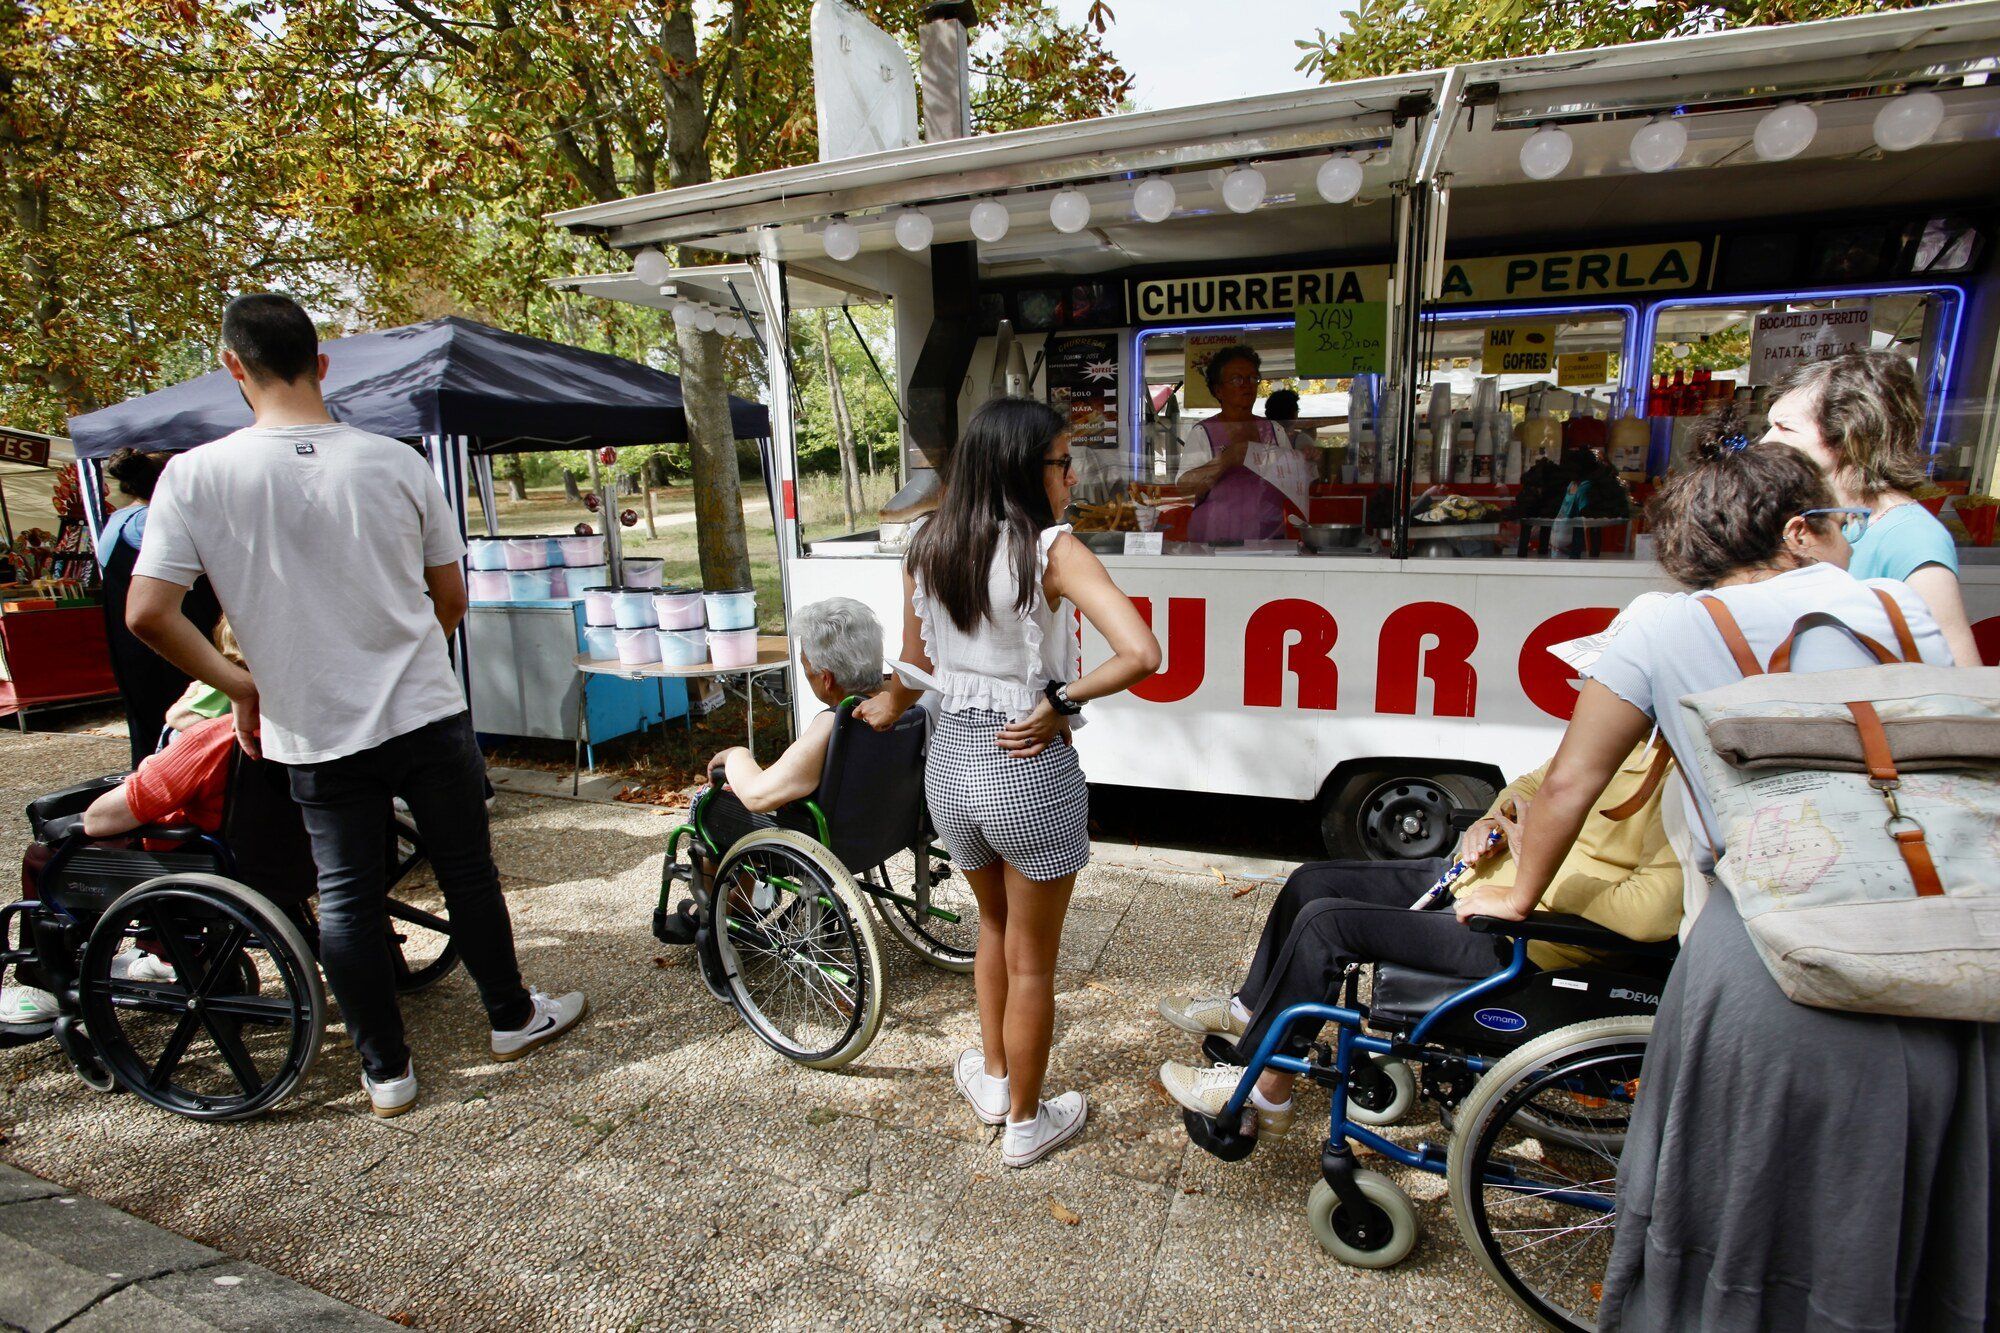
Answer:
[
  {"xmin": 1517, "ymin": 607, "xmax": 1618, "ymax": 720},
  {"xmin": 1377, "ymin": 601, "xmax": 1478, "ymax": 717},
  {"xmin": 1129, "ymin": 597, "xmax": 1207, "ymax": 703},
  {"xmin": 1245, "ymin": 599, "xmax": 1338, "ymax": 710}
]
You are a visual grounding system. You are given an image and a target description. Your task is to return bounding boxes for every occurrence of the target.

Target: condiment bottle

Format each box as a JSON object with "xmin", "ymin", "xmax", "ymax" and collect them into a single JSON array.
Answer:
[
  {"xmin": 1563, "ymin": 393, "xmax": 1607, "ymax": 456},
  {"xmin": 1517, "ymin": 389, "xmax": 1560, "ymax": 464},
  {"xmin": 1471, "ymin": 417, "xmax": 1495, "ymax": 483},
  {"xmin": 1608, "ymin": 388, "xmax": 1650, "ymax": 481}
]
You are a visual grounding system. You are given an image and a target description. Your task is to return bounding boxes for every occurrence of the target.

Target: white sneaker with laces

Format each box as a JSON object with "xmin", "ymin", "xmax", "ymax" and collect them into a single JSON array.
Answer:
[
  {"xmin": 363, "ymin": 1061, "xmax": 418, "ymax": 1118},
  {"xmin": 953, "ymin": 1049, "xmax": 1009, "ymax": 1126},
  {"xmin": 491, "ymin": 988, "xmax": 588, "ymax": 1061},
  {"xmin": 0, "ymin": 984, "xmax": 57, "ymax": 1025},
  {"xmin": 1157, "ymin": 993, "xmax": 1246, "ymax": 1038},
  {"xmin": 111, "ymin": 950, "xmax": 176, "ymax": 984},
  {"xmin": 1002, "ymin": 1091, "xmax": 1088, "ymax": 1168},
  {"xmin": 1159, "ymin": 1060, "xmax": 1294, "ymax": 1136}
]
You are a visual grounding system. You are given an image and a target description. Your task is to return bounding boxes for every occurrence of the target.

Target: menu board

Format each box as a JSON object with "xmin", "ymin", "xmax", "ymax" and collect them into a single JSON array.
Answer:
[{"xmin": 1046, "ymin": 333, "xmax": 1120, "ymax": 449}]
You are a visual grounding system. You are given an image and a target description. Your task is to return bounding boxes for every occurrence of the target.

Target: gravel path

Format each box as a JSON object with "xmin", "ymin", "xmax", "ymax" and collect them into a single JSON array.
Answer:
[{"xmin": 0, "ymin": 729, "xmax": 1532, "ymax": 1331}]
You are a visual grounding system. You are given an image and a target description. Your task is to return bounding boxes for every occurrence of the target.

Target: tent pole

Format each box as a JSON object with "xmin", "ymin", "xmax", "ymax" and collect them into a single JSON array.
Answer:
[
  {"xmin": 473, "ymin": 454, "xmax": 499, "ymax": 537},
  {"xmin": 426, "ymin": 433, "xmax": 475, "ymax": 712},
  {"xmin": 750, "ymin": 250, "xmax": 800, "ymax": 732}
]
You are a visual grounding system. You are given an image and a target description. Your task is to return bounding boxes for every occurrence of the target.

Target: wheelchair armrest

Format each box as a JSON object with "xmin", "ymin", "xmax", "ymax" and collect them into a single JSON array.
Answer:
[
  {"xmin": 44, "ymin": 816, "xmax": 206, "ymax": 848},
  {"xmin": 1466, "ymin": 912, "xmax": 1678, "ymax": 959},
  {"xmin": 130, "ymin": 824, "xmax": 207, "ymax": 845}
]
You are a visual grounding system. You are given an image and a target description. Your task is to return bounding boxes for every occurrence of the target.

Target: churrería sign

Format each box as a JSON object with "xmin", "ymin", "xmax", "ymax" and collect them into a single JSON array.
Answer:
[{"xmin": 1131, "ymin": 241, "xmax": 1706, "ymax": 321}]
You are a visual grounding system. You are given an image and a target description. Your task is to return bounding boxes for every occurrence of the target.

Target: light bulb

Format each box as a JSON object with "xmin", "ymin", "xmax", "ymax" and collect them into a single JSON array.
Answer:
[
  {"xmin": 1519, "ymin": 126, "xmax": 1573, "ymax": 180},
  {"xmin": 892, "ymin": 209, "xmax": 933, "ymax": 252},
  {"xmin": 670, "ymin": 302, "xmax": 697, "ymax": 329},
  {"xmin": 1629, "ymin": 117, "xmax": 1687, "ymax": 173},
  {"xmin": 1315, "ymin": 155, "xmax": 1363, "ymax": 203},
  {"xmin": 1872, "ymin": 90, "xmax": 1945, "ymax": 152},
  {"xmin": 1220, "ymin": 166, "xmax": 1267, "ymax": 214},
  {"xmin": 1049, "ymin": 188, "xmax": 1092, "ymax": 234},
  {"xmin": 821, "ymin": 219, "xmax": 860, "ymax": 262},
  {"xmin": 694, "ymin": 307, "xmax": 717, "ymax": 333},
  {"xmin": 969, "ymin": 199, "xmax": 1010, "ymax": 243},
  {"xmin": 1753, "ymin": 103, "xmax": 1817, "ymax": 161},
  {"xmin": 1131, "ymin": 177, "xmax": 1175, "ymax": 224},
  {"xmin": 631, "ymin": 247, "xmax": 670, "ymax": 286}
]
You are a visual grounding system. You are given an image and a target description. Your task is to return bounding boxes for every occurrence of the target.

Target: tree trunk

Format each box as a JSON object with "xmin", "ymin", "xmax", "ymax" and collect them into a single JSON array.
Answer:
[
  {"xmin": 502, "ymin": 454, "xmax": 528, "ymax": 501},
  {"xmin": 680, "ymin": 324, "xmax": 753, "ymax": 590},
  {"xmin": 818, "ymin": 310, "xmax": 860, "ymax": 533},
  {"xmin": 642, "ymin": 479, "xmax": 657, "ymax": 538},
  {"xmin": 562, "ymin": 470, "xmax": 583, "ymax": 502}
]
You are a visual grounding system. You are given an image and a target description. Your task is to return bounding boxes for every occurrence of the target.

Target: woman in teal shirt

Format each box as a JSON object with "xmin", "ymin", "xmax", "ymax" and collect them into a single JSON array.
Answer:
[{"xmin": 1763, "ymin": 350, "xmax": 1982, "ymax": 665}]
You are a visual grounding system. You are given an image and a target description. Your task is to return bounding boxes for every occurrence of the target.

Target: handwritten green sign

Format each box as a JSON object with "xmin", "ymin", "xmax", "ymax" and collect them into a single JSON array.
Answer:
[{"xmin": 1293, "ymin": 301, "xmax": 1387, "ymax": 378}]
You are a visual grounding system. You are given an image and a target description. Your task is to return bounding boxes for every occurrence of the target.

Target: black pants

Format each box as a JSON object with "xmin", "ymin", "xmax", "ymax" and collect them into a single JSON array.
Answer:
[
  {"xmin": 1234, "ymin": 859, "xmax": 1509, "ymax": 1062},
  {"xmin": 288, "ymin": 712, "xmax": 531, "ymax": 1078}
]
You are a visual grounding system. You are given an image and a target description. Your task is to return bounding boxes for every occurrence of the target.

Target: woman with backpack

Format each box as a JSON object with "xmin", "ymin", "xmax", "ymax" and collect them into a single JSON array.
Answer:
[
  {"xmin": 1453, "ymin": 440, "xmax": 1994, "ymax": 1331},
  {"xmin": 858, "ymin": 397, "xmax": 1159, "ymax": 1167}
]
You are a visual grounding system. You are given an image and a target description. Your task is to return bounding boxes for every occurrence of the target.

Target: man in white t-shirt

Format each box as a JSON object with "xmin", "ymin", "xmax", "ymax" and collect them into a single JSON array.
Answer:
[{"xmin": 127, "ymin": 293, "xmax": 586, "ymax": 1118}]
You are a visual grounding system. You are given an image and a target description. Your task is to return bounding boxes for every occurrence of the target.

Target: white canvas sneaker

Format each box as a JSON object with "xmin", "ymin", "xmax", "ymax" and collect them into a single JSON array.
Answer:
[
  {"xmin": 953, "ymin": 1049, "xmax": 1010, "ymax": 1126},
  {"xmin": 1159, "ymin": 1060, "xmax": 1294, "ymax": 1136},
  {"xmin": 1157, "ymin": 993, "xmax": 1246, "ymax": 1038},
  {"xmin": 1002, "ymin": 1092, "xmax": 1088, "ymax": 1168},
  {"xmin": 0, "ymin": 984, "xmax": 57, "ymax": 1025},
  {"xmin": 363, "ymin": 1061, "xmax": 418, "ymax": 1118},
  {"xmin": 111, "ymin": 950, "xmax": 176, "ymax": 984},
  {"xmin": 491, "ymin": 988, "xmax": 588, "ymax": 1062}
]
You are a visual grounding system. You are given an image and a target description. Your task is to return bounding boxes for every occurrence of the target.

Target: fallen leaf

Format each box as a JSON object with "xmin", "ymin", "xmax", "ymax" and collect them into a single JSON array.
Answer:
[
  {"xmin": 1146, "ymin": 1076, "xmax": 1175, "ymax": 1106},
  {"xmin": 389, "ymin": 1315, "xmax": 416, "ymax": 1327},
  {"xmin": 651, "ymin": 954, "xmax": 681, "ymax": 968},
  {"xmin": 971, "ymin": 1171, "xmax": 992, "ymax": 1184},
  {"xmin": 805, "ymin": 1108, "xmax": 840, "ymax": 1127},
  {"xmin": 1181, "ymin": 1184, "xmax": 1205, "ymax": 1195},
  {"xmin": 1230, "ymin": 883, "xmax": 1257, "ymax": 899},
  {"xmin": 1084, "ymin": 980, "xmax": 1118, "ymax": 996},
  {"xmin": 1048, "ymin": 1198, "xmax": 1082, "ymax": 1227},
  {"xmin": 1210, "ymin": 866, "xmax": 1228, "ymax": 885}
]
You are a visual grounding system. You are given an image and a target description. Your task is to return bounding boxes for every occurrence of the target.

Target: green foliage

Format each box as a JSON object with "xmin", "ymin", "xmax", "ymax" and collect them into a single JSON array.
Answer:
[
  {"xmin": 1653, "ymin": 327, "xmax": 1752, "ymax": 373},
  {"xmin": 793, "ymin": 306, "xmax": 901, "ymax": 477}
]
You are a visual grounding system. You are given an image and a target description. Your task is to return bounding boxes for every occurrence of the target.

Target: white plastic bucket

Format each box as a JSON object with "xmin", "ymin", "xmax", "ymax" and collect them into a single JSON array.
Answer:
[
  {"xmin": 703, "ymin": 588, "xmax": 757, "ymax": 632},
  {"xmin": 622, "ymin": 558, "xmax": 665, "ymax": 590},
  {"xmin": 612, "ymin": 590, "xmax": 658, "ymax": 629},
  {"xmin": 582, "ymin": 587, "xmax": 618, "ymax": 627},
  {"xmin": 653, "ymin": 588, "xmax": 705, "ymax": 630},
  {"xmin": 657, "ymin": 628, "xmax": 708, "ymax": 667},
  {"xmin": 503, "ymin": 538, "xmax": 555, "ymax": 570},
  {"xmin": 506, "ymin": 569, "xmax": 554, "ymax": 600},
  {"xmin": 583, "ymin": 626, "xmax": 619, "ymax": 661},
  {"xmin": 566, "ymin": 564, "xmax": 608, "ymax": 594},
  {"xmin": 707, "ymin": 628, "xmax": 758, "ymax": 669},
  {"xmin": 468, "ymin": 570, "xmax": 510, "ymax": 601},
  {"xmin": 559, "ymin": 534, "xmax": 605, "ymax": 567},
  {"xmin": 468, "ymin": 540, "xmax": 509, "ymax": 571},
  {"xmin": 615, "ymin": 627, "xmax": 661, "ymax": 665}
]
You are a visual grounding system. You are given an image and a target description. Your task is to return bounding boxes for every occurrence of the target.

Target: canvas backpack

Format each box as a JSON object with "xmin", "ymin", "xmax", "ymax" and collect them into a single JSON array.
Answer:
[{"xmin": 1672, "ymin": 589, "xmax": 2000, "ymax": 1022}]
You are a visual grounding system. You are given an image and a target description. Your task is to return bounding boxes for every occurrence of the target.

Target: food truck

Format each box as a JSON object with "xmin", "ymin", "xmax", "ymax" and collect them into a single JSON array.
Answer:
[{"xmin": 550, "ymin": 2, "xmax": 2000, "ymax": 860}]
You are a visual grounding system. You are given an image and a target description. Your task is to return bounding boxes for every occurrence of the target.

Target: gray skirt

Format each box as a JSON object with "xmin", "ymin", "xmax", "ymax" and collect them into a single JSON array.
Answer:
[
  {"xmin": 924, "ymin": 708, "xmax": 1090, "ymax": 882},
  {"xmin": 1600, "ymin": 890, "xmax": 1999, "ymax": 1332}
]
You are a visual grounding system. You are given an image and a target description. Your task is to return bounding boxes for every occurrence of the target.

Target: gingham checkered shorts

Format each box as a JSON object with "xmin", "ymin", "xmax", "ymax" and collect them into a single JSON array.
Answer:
[{"xmin": 924, "ymin": 708, "xmax": 1090, "ymax": 882}]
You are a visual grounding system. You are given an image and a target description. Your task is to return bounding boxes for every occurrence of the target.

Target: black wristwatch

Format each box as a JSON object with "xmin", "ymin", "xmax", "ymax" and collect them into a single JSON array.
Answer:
[{"xmin": 1044, "ymin": 680, "xmax": 1083, "ymax": 716}]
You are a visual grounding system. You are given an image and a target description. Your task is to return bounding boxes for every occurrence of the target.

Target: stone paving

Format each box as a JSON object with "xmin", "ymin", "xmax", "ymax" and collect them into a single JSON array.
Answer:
[{"xmin": 0, "ymin": 729, "xmax": 1532, "ymax": 1331}]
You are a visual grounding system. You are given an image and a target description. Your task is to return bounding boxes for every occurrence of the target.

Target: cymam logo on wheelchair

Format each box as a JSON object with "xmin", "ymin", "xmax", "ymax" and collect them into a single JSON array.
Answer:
[{"xmin": 1181, "ymin": 913, "xmax": 1676, "ymax": 1333}]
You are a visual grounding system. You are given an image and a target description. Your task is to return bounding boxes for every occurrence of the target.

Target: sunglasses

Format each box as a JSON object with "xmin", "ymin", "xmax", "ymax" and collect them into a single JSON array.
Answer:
[{"xmin": 1800, "ymin": 506, "xmax": 1871, "ymax": 540}]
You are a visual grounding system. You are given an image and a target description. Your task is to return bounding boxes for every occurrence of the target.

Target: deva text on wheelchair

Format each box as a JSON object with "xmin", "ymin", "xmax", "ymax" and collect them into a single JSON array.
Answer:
[{"xmin": 2, "ymin": 749, "xmax": 456, "ymax": 1120}]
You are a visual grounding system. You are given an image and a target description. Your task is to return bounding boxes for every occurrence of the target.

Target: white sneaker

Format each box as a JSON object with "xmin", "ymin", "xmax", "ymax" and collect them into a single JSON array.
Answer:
[
  {"xmin": 1157, "ymin": 993, "xmax": 1246, "ymax": 1038},
  {"xmin": 111, "ymin": 949, "xmax": 176, "ymax": 984},
  {"xmin": 363, "ymin": 1061, "xmax": 418, "ymax": 1118},
  {"xmin": 0, "ymin": 985, "xmax": 57, "ymax": 1025},
  {"xmin": 1002, "ymin": 1091, "xmax": 1088, "ymax": 1168},
  {"xmin": 1159, "ymin": 1060, "xmax": 1294, "ymax": 1136},
  {"xmin": 953, "ymin": 1049, "xmax": 1010, "ymax": 1126},
  {"xmin": 491, "ymin": 988, "xmax": 588, "ymax": 1062}
]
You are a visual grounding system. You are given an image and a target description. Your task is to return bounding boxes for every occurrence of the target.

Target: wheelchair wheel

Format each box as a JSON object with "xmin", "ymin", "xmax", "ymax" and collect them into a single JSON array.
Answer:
[
  {"xmin": 1446, "ymin": 1015, "xmax": 1652, "ymax": 1333},
  {"xmin": 384, "ymin": 823, "xmax": 458, "ymax": 994},
  {"xmin": 865, "ymin": 843, "xmax": 978, "ymax": 974},
  {"xmin": 1306, "ymin": 1170, "xmax": 1419, "ymax": 1269},
  {"xmin": 1344, "ymin": 1055, "xmax": 1417, "ymax": 1127},
  {"xmin": 711, "ymin": 830, "xmax": 884, "ymax": 1069},
  {"xmin": 77, "ymin": 874, "xmax": 326, "ymax": 1122}
]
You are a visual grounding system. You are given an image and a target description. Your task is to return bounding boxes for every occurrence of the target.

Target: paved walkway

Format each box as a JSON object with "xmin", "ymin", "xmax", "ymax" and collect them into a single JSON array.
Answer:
[{"xmin": 0, "ymin": 729, "xmax": 1529, "ymax": 1332}]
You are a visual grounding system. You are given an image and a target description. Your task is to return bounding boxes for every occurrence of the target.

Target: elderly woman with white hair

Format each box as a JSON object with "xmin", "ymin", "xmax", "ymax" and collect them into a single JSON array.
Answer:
[{"xmin": 707, "ymin": 596, "xmax": 888, "ymax": 811}]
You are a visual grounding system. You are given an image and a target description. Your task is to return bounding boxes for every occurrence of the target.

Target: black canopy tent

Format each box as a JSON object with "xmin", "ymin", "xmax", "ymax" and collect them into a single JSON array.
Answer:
[{"xmin": 67, "ymin": 315, "xmax": 773, "ymax": 706}]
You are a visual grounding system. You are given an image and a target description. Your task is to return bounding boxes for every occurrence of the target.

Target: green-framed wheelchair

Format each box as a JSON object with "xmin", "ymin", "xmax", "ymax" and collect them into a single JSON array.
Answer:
[{"xmin": 654, "ymin": 699, "xmax": 976, "ymax": 1068}]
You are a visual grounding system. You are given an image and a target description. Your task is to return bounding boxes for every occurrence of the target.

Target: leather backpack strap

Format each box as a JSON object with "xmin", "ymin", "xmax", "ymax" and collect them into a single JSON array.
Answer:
[
  {"xmin": 1697, "ymin": 595, "xmax": 1762, "ymax": 677},
  {"xmin": 1871, "ymin": 587, "xmax": 1921, "ymax": 663},
  {"xmin": 1600, "ymin": 739, "xmax": 1673, "ymax": 821},
  {"xmin": 1768, "ymin": 612, "xmax": 1898, "ymax": 674},
  {"xmin": 1845, "ymin": 699, "xmax": 1944, "ymax": 898}
]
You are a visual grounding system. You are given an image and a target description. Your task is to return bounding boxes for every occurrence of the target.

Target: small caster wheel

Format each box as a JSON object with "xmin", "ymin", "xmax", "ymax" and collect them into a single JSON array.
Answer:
[
  {"xmin": 1307, "ymin": 1169, "xmax": 1418, "ymax": 1269},
  {"xmin": 1345, "ymin": 1055, "xmax": 1417, "ymax": 1127}
]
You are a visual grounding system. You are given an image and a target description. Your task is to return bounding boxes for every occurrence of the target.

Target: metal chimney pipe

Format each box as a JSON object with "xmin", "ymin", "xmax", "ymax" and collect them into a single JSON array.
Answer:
[{"xmin": 918, "ymin": 2, "xmax": 978, "ymax": 142}]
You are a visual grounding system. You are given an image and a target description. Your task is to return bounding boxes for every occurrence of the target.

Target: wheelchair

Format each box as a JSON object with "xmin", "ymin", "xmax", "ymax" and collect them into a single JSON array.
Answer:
[
  {"xmin": 1, "ymin": 751, "xmax": 457, "ymax": 1121},
  {"xmin": 1182, "ymin": 911, "xmax": 1675, "ymax": 1333},
  {"xmin": 655, "ymin": 698, "xmax": 975, "ymax": 1069}
]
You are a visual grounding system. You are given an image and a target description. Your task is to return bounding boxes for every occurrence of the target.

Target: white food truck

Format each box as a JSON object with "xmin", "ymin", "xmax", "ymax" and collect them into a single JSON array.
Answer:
[{"xmin": 550, "ymin": 2, "xmax": 2000, "ymax": 861}]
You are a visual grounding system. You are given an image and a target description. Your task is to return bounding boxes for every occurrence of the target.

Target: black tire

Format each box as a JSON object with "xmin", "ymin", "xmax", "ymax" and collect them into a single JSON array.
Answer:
[
  {"xmin": 1319, "ymin": 767, "xmax": 1497, "ymax": 861},
  {"xmin": 385, "ymin": 818, "xmax": 458, "ymax": 994},
  {"xmin": 78, "ymin": 874, "xmax": 325, "ymax": 1121}
]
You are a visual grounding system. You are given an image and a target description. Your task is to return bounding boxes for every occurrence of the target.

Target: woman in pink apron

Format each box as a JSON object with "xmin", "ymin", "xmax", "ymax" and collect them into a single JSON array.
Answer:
[{"xmin": 1176, "ymin": 345, "xmax": 1313, "ymax": 543}]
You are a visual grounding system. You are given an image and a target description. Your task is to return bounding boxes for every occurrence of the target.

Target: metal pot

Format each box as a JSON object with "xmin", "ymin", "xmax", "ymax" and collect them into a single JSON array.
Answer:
[{"xmin": 1301, "ymin": 523, "xmax": 1363, "ymax": 552}]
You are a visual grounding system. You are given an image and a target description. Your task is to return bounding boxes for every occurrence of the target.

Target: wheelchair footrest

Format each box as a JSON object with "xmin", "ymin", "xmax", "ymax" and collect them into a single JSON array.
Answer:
[
  {"xmin": 1183, "ymin": 1107, "xmax": 1257, "ymax": 1162},
  {"xmin": 0, "ymin": 1018, "xmax": 55, "ymax": 1048},
  {"xmin": 652, "ymin": 902, "xmax": 700, "ymax": 946}
]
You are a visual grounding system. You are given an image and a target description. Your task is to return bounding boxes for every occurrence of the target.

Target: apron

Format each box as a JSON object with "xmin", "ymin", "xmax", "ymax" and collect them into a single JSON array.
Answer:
[{"xmin": 1185, "ymin": 419, "xmax": 1309, "ymax": 543}]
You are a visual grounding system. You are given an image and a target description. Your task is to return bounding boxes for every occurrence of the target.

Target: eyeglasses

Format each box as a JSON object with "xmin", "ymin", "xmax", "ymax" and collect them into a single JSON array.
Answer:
[
  {"xmin": 1216, "ymin": 372, "xmax": 1259, "ymax": 386},
  {"xmin": 1043, "ymin": 456, "xmax": 1076, "ymax": 478},
  {"xmin": 1801, "ymin": 506, "xmax": 1871, "ymax": 539}
]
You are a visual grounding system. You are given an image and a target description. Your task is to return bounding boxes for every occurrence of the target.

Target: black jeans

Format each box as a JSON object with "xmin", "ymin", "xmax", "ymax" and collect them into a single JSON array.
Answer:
[
  {"xmin": 1233, "ymin": 858, "xmax": 1510, "ymax": 1061},
  {"xmin": 288, "ymin": 712, "xmax": 532, "ymax": 1078}
]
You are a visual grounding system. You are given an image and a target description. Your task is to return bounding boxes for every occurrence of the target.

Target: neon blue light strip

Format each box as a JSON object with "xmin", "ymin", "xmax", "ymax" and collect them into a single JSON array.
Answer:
[
  {"xmin": 1638, "ymin": 283, "xmax": 1969, "ymax": 455},
  {"xmin": 1423, "ymin": 302, "xmax": 1643, "ymax": 404},
  {"xmin": 1131, "ymin": 321, "xmax": 1298, "ymax": 476}
]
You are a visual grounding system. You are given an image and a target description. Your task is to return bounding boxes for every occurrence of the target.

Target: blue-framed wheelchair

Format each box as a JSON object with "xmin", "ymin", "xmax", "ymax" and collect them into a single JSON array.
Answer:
[
  {"xmin": 1183, "ymin": 912, "xmax": 1676, "ymax": 1332},
  {"xmin": 655, "ymin": 698, "xmax": 976, "ymax": 1069},
  {"xmin": 1, "ymin": 751, "xmax": 456, "ymax": 1121}
]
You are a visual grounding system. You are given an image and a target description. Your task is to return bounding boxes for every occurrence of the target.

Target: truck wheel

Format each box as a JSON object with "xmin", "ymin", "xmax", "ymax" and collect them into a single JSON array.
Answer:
[{"xmin": 1319, "ymin": 768, "xmax": 1496, "ymax": 862}]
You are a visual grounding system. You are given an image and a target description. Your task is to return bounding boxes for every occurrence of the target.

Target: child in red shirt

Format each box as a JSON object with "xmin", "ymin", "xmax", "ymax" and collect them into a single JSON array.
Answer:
[{"xmin": 83, "ymin": 715, "xmax": 237, "ymax": 842}]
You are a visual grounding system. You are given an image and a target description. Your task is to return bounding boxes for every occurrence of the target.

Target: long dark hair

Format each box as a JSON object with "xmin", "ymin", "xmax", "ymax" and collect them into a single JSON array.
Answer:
[
  {"xmin": 909, "ymin": 396, "xmax": 1063, "ymax": 633},
  {"xmin": 1648, "ymin": 440, "xmax": 1835, "ymax": 589},
  {"xmin": 105, "ymin": 448, "xmax": 169, "ymax": 501}
]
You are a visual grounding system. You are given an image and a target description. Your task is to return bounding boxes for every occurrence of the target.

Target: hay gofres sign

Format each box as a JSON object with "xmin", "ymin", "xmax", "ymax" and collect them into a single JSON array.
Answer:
[{"xmin": 1129, "ymin": 241, "xmax": 1705, "ymax": 322}]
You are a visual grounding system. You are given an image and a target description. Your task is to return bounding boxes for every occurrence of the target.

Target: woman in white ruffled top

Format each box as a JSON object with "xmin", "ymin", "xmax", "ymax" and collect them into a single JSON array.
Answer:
[{"xmin": 861, "ymin": 397, "xmax": 1159, "ymax": 1167}]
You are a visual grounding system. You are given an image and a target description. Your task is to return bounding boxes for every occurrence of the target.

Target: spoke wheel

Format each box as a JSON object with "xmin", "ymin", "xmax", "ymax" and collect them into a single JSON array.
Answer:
[
  {"xmin": 385, "ymin": 817, "xmax": 458, "ymax": 994},
  {"xmin": 712, "ymin": 831, "xmax": 883, "ymax": 1069},
  {"xmin": 1447, "ymin": 1016, "xmax": 1653, "ymax": 1333},
  {"xmin": 865, "ymin": 843, "xmax": 977, "ymax": 974},
  {"xmin": 78, "ymin": 875, "xmax": 324, "ymax": 1121}
]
